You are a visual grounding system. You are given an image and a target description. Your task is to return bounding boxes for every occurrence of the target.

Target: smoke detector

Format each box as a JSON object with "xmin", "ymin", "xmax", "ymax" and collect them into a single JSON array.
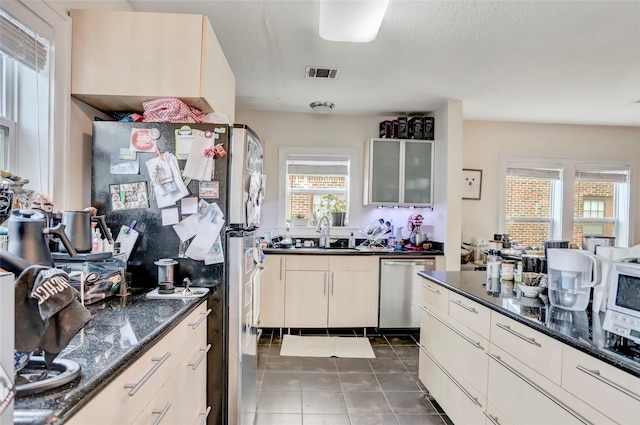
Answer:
[{"xmin": 310, "ymin": 101, "xmax": 335, "ymax": 113}]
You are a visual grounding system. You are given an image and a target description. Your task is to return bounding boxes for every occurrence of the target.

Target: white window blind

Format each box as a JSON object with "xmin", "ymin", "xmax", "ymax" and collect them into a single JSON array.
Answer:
[
  {"xmin": 0, "ymin": 10, "xmax": 47, "ymax": 72},
  {"xmin": 506, "ymin": 167, "xmax": 561, "ymax": 180},
  {"xmin": 575, "ymin": 165, "xmax": 629, "ymax": 183}
]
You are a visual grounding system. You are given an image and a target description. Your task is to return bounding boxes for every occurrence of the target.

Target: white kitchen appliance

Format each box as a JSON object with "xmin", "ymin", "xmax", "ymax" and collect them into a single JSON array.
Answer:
[
  {"xmin": 227, "ymin": 231, "xmax": 263, "ymax": 425},
  {"xmin": 228, "ymin": 124, "xmax": 264, "ymax": 230},
  {"xmin": 547, "ymin": 248, "xmax": 601, "ymax": 311},
  {"xmin": 602, "ymin": 261, "xmax": 640, "ymax": 343},
  {"xmin": 593, "ymin": 245, "xmax": 640, "ymax": 312}
]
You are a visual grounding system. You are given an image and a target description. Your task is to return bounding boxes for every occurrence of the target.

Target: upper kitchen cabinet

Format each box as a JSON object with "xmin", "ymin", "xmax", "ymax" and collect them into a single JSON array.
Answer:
[
  {"xmin": 364, "ymin": 138, "xmax": 434, "ymax": 206},
  {"xmin": 70, "ymin": 9, "xmax": 236, "ymax": 123}
]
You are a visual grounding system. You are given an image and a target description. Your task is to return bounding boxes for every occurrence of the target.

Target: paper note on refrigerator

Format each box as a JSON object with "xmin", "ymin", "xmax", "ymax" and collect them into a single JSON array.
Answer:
[
  {"xmin": 172, "ymin": 213, "xmax": 202, "ymax": 242},
  {"xmin": 146, "ymin": 152, "xmax": 189, "ymax": 208},
  {"xmin": 185, "ymin": 213, "xmax": 225, "ymax": 261},
  {"xmin": 115, "ymin": 226, "xmax": 139, "ymax": 261}
]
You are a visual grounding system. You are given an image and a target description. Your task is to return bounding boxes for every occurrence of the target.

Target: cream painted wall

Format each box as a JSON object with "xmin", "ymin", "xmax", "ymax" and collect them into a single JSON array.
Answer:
[
  {"xmin": 234, "ymin": 109, "xmax": 442, "ymax": 239},
  {"xmin": 462, "ymin": 120, "xmax": 640, "ymax": 245}
]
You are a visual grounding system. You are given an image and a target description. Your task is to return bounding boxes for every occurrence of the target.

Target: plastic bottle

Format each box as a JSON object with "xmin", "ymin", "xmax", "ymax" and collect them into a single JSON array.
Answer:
[
  {"xmin": 486, "ymin": 250, "xmax": 500, "ymax": 280},
  {"xmin": 348, "ymin": 232, "xmax": 356, "ymax": 249},
  {"xmin": 92, "ymin": 229, "xmax": 102, "ymax": 253}
]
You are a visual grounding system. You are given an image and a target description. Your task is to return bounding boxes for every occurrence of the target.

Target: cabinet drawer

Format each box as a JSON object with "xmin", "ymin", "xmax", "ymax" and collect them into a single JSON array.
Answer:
[
  {"xmin": 490, "ymin": 313, "xmax": 562, "ymax": 384},
  {"xmin": 67, "ymin": 324, "xmax": 182, "ymax": 424},
  {"xmin": 285, "ymin": 255, "xmax": 329, "ymax": 271},
  {"xmin": 489, "ymin": 349, "xmax": 584, "ymax": 425},
  {"xmin": 67, "ymin": 304, "xmax": 206, "ymax": 425},
  {"xmin": 330, "ymin": 256, "xmax": 377, "ymax": 271},
  {"xmin": 419, "ymin": 345, "xmax": 486, "ymax": 425},
  {"xmin": 419, "ymin": 304, "xmax": 489, "ymax": 398},
  {"xmin": 180, "ymin": 303, "xmax": 210, "ymax": 344},
  {"xmin": 488, "ymin": 344, "xmax": 611, "ymax": 425},
  {"xmin": 562, "ymin": 345, "xmax": 640, "ymax": 424},
  {"xmin": 420, "ymin": 281, "xmax": 449, "ymax": 312},
  {"xmin": 448, "ymin": 292, "xmax": 491, "ymax": 340}
]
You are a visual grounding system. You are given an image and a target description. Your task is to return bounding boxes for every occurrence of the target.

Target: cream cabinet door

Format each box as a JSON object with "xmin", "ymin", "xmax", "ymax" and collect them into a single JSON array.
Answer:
[
  {"xmin": 70, "ymin": 9, "xmax": 235, "ymax": 121},
  {"xmin": 419, "ymin": 345, "xmax": 486, "ymax": 425},
  {"xmin": 259, "ymin": 255, "xmax": 285, "ymax": 328},
  {"xmin": 419, "ymin": 304, "xmax": 489, "ymax": 398},
  {"xmin": 328, "ymin": 256, "xmax": 379, "ymax": 327},
  {"xmin": 285, "ymin": 270, "xmax": 328, "ymax": 328},
  {"xmin": 487, "ymin": 344, "xmax": 610, "ymax": 425},
  {"xmin": 328, "ymin": 270, "xmax": 378, "ymax": 327},
  {"xmin": 562, "ymin": 345, "xmax": 640, "ymax": 424}
]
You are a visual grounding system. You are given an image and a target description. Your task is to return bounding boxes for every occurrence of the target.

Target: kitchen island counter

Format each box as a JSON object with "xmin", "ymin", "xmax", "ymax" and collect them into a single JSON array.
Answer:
[
  {"xmin": 13, "ymin": 290, "xmax": 209, "ymax": 425},
  {"xmin": 418, "ymin": 270, "xmax": 640, "ymax": 378}
]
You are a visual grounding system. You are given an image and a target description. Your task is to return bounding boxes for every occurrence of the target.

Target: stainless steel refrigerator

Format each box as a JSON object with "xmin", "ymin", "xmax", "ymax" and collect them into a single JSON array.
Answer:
[
  {"xmin": 225, "ymin": 124, "xmax": 264, "ymax": 425},
  {"xmin": 91, "ymin": 122, "xmax": 264, "ymax": 425}
]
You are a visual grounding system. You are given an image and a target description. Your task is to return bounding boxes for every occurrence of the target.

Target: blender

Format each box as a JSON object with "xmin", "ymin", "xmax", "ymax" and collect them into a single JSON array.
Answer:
[{"xmin": 546, "ymin": 248, "xmax": 601, "ymax": 311}]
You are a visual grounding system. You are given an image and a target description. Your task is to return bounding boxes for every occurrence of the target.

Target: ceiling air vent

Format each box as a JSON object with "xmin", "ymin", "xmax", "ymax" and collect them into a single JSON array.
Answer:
[{"xmin": 306, "ymin": 66, "xmax": 340, "ymax": 79}]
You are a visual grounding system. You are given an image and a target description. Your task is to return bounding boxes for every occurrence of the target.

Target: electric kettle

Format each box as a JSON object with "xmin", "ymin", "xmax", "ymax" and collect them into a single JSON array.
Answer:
[
  {"xmin": 7, "ymin": 209, "xmax": 77, "ymax": 266},
  {"xmin": 547, "ymin": 248, "xmax": 601, "ymax": 311},
  {"xmin": 61, "ymin": 210, "xmax": 112, "ymax": 253}
]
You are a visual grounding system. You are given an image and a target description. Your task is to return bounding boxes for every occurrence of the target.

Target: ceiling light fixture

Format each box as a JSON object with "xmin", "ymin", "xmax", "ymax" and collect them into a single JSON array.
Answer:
[
  {"xmin": 319, "ymin": 0, "xmax": 389, "ymax": 43},
  {"xmin": 310, "ymin": 101, "xmax": 335, "ymax": 113}
]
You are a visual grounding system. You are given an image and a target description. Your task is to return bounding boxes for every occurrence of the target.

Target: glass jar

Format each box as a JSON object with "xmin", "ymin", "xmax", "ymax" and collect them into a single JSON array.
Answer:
[{"xmin": 501, "ymin": 260, "xmax": 515, "ymax": 281}]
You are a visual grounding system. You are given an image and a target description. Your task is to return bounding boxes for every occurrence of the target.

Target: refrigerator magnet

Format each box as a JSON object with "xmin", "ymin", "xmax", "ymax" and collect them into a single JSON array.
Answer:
[
  {"xmin": 199, "ymin": 181, "xmax": 219, "ymax": 198},
  {"xmin": 130, "ymin": 128, "xmax": 157, "ymax": 152}
]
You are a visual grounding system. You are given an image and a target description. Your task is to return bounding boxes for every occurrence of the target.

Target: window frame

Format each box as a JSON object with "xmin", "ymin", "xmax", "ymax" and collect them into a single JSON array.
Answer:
[
  {"xmin": 499, "ymin": 156, "xmax": 636, "ymax": 247},
  {"xmin": 0, "ymin": 0, "xmax": 71, "ymax": 206},
  {"xmin": 279, "ymin": 146, "xmax": 358, "ymax": 230}
]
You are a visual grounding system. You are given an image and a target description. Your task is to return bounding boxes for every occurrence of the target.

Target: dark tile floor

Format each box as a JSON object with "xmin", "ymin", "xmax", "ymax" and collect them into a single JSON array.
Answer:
[{"xmin": 256, "ymin": 329, "xmax": 453, "ymax": 425}]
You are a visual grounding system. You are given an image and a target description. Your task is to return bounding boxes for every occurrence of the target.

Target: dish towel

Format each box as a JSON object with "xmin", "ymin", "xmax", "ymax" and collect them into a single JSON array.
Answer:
[{"xmin": 14, "ymin": 266, "xmax": 92, "ymax": 366}]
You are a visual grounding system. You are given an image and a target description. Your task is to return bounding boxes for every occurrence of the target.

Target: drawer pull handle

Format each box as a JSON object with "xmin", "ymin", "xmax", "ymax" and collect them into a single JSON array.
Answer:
[
  {"xmin": 422, "ymin": 284, "xmax": 440, "ymax": 294},
  {"xmin": 483, "ymin": 411, "xmax": 501, "ymax": 425},
  {"xmin": 198, "ymin": 406, "xmax": 212, "ymax": 425},
  {"xmin": 385, "ymin": 261, "xmax": 433, "ymax": 266},
  {"xmin": 124, "ymin": 352, "xmax": 171, "ymax": 396},
  {"xmin": 451, "ymin": 299, "xmax": 477, "ymax": 313},
  {"xmin": 418, "ymin": 304, "xmax": 483, "ymax": 350},
  {"xmin": 495, "ymin": 322, "xmax": 537, "ymax": 345},
  {"xmin": 189, "ymin": 344, "xmax": 212, "ymax": 370},
  {"xmin": 152, "ymin": 403, "xmax": 172, "ymax": 425},
  {"xmin": 487, "ymin": 352, "xmax": 591, "ymax": 424},
  {"xmin": 189, "ymin": 308, "xmax": 212, "ymax": 329},
  {"xmin": 419, "ymin": 345, "xmax": 480, "ymax": 406},
  {"xmin": 576, "ymin": 365, "xmax": 640, "ymax": 402}
]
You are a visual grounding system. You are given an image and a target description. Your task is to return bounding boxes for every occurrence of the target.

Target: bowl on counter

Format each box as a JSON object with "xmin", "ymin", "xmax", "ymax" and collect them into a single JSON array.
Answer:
[{"xmin": 519, "ymin": 284, "xmax": 545, "ymax": 298}]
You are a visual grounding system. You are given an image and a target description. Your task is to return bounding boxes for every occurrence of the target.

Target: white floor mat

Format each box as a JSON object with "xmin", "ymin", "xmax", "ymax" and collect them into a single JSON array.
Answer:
[{"xmin": 280, "ymin": 335, "xmax": 375, "ymax": 358}]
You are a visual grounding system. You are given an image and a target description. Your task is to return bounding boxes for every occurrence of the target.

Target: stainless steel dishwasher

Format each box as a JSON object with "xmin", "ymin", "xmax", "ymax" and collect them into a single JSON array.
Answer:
[{"xmin": 379, "ymin": 258, "xmax": 436, "ymax": 328}]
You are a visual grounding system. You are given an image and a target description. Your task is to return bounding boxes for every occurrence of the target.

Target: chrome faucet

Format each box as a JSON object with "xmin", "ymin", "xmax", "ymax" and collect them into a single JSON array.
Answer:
[{"xmin": 316, "ymin": 215, "xmax": 331, "ymax": 248}]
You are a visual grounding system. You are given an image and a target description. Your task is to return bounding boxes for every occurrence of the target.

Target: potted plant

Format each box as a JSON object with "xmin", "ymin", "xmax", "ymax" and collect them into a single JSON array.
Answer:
[
  {"xmin": 290, "ymin": 213, "xmax": 308, "ymax": 226},
  {"xmin": 317, "ymin": 194, "xmax": 347, "ymax": 226}
]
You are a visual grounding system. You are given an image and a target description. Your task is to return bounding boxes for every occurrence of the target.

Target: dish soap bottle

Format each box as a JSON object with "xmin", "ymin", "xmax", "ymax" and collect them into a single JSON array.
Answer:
[{"xmin": 348, "ymin": 232, "xmax": 356, "ymax": 249}]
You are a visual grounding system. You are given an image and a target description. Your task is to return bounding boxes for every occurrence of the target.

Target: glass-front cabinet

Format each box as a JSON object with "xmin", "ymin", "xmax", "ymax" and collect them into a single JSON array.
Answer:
[{"xmin": 364, "ymin": 138, "xmax": 434, "ymax": 206}]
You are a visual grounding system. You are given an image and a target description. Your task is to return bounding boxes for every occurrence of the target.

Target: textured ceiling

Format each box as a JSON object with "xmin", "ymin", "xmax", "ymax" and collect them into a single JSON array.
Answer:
[{"xmin": 64, "ymin": 0, "xmax": 640, "ymax": 126}]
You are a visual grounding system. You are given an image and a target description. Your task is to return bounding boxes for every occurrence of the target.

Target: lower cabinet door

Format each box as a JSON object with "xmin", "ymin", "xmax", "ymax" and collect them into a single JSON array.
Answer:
[
  {"xmin": 418, "ymin": 346, "xmax": 486, "ymax": 425},
  {"xmin": 488, "ymin": 349, "xmax": 591, "ymax": 425},
  {"xmin": 285, "ymin": 270, "xmax": 328, "ymax": 327},
  {"xmin": 328, "ymin": 270, "xmax": 379, "ymax": 327},
  {"xmin": 562, "ymin": 345, "xmax": 640, "ymax": 424}
]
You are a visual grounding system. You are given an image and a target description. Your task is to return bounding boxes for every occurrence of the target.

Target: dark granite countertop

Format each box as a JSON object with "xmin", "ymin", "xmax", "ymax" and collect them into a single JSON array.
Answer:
[
  {"xmin": 418, "ymin": 270, "xmax": 640, "ymax": 378},
  {"xmin": 264, "ymin": 247, "xmax": 444, "ymax": 256},
  {"xmin": 13, "ymin": 290, "xmax": 208, "ymax": 425}
]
